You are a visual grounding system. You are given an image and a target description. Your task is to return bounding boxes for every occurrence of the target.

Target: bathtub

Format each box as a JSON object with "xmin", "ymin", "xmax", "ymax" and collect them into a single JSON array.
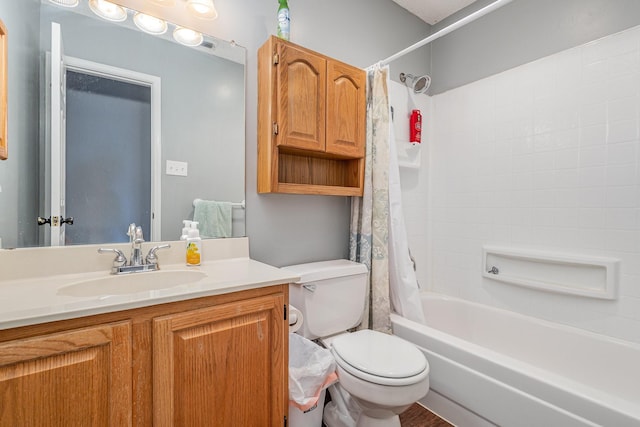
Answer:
[{"xmin": 390, "ymin": 293, "xmax": 640, "ymax": 427}]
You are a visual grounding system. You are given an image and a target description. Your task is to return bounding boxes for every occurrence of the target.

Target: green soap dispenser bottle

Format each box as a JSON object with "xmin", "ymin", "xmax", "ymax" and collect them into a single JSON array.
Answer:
[{"xmin": 277, "ymin": 0, "xmax": 290, "ymax": 40}]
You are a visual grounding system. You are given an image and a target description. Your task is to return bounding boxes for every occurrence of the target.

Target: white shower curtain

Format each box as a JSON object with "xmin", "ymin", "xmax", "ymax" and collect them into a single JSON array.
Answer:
[
  {"xmin": 388, "ymin": 121, "xmax": 425, "ymax": 324},
  {"xmin": 350, "ymin": 65, "xmax": 425, "ymax": 333}
]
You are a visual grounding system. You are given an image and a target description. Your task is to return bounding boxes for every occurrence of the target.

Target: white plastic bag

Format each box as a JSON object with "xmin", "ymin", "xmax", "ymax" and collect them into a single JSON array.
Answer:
[
  {"xmin": 323, "ymin": 384, "xmax": 361, "ymax": 427},
  {"xmin": 288, "ymin": 333, "xmax": 337, "ymax": 411}
]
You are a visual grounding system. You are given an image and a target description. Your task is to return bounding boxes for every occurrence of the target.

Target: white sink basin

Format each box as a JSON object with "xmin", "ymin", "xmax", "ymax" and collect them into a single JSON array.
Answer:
[{"xmin": 58, "ymin": 270, "xmax": 207, "ymax": 297}]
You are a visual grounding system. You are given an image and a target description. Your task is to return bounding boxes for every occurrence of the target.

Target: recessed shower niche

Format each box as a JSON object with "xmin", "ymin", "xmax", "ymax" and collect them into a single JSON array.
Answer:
[{"xmin": 482, "ymin": 246, "xmax": 620, "ymax": 300}]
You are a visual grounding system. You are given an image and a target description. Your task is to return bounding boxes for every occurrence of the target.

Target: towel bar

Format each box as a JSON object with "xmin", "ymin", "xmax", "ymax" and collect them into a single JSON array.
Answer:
[{"xmin": 193, "ymin": 199, "xmax": 245, "ymax": 209}]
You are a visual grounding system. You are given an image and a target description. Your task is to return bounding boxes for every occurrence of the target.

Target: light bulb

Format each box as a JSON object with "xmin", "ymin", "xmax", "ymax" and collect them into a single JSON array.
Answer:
[
  {"xmin": 88, "ymin": 0, "xmax": 127, "ymax": 22},
  {"xmin": 186, "ymin": 0, "xmax": 218, "ymax": 20},
  {"xmin": 133, "ymin": 13, "xmax": 168, "ymax": 35},
  {"xmin": 173, "ymin": 27, "xmax": 204, "ymax": 47}
]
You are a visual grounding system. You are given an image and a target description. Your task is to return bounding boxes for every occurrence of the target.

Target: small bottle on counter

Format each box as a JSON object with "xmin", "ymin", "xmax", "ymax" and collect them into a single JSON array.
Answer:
[{"xmin": 186, "ymin": 222, "xmax": 202, "ymax": 266}]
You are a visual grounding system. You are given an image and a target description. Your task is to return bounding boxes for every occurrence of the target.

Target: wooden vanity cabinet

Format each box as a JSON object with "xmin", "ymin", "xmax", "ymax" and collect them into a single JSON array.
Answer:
[
  {"xmin": 0, "ymin": 285, "xmax": 288, "ymax": 427},
  {"xmin": 0, "ymin": 322, "xmax": 132, "ymax": 426},
  {"xmin": 258, "ymin": 36, "xmax": 366, "ymax": 196},
  {"xmin": 153, "ymin": 292, "xmax": 286, "ymax": 426}
]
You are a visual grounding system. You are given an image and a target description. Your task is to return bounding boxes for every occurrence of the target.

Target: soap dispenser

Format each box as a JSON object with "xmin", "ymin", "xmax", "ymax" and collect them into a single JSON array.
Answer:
[
  {"xmin": 180, "ymin": 220, "xmax": 192, "ymax": 240},
  {"xmin": 186, "ymin": 221, "xmax": 202, "ymax": 266}
]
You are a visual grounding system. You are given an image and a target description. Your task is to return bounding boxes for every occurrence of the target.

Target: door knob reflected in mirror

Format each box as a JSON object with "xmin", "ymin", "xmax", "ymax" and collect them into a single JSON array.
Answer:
[{"xmin": 37, "ymin": 216, "xmax": 74, "ymax": 226}]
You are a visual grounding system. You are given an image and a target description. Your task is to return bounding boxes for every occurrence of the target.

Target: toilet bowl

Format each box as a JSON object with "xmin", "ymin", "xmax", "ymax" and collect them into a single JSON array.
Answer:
[
  {"xmin": 283, "ymin": 260, "xmax": 430, "ymax": 427},
  {"xmin": 328, "ymin": 329, "xmax": 429, "ymax": 427}
]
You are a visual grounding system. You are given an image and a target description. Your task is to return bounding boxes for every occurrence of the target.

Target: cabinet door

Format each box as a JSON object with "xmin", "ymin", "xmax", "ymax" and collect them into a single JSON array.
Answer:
[
  {"xmin": 326, "ymin": 61, "xmax": 366, "ymax": 158},
  {"xmin": 277, "ymin": 42, "xmax": 326, "ymax": 153},
  {"xmin": 0, "ymin": 322, "xmax": 132, "ymax": 426},
  {"xmin": 153, "ymin": 294, "xmax": 286, "ymax": 427}
]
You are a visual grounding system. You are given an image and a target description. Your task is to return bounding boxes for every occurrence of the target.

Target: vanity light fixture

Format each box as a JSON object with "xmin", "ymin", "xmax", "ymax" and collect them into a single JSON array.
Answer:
[
  {"xmin": 48, "ymin": 0, "xmax": 79, "ymax": 7},
  {"xmin": 173, "ymin": 27, "xmax": 204, "ymax": 47},
  {"xmin": 88, "ymin": 0, "xmax": 127, "ymax": 22},
  {"xmin": 186, "ymin": 0, "xmax": 218, "ymax": 20},
  {"xmin": 133, "ymin": 12, "xmax": 168, "ymax": 35}
]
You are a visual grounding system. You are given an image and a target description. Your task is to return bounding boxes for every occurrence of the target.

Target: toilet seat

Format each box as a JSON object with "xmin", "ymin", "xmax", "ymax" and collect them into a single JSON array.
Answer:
[{"xmin": 331, "ymin": 329, "xmax": 429, "ymax": 387}]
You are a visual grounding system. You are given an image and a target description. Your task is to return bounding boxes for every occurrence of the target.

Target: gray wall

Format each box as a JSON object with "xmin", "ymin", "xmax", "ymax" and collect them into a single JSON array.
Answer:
[
  {"xmin": 0, "ymin": 0, "xmax": 40, "ymax": 248},
  {"xmin": 429, "ymin": 0, "xmax": 640, "ymax": 94},
  {"xmin": 211, "ymin": 0, "xmax": 431, "ymax": 267},
  {"xmin": 239, "ymin": 0, "xmax": 640, "ymax": 267},
  {"xmin": 0, "ymin": 0, "xmax": 429, "ymax": 255}
]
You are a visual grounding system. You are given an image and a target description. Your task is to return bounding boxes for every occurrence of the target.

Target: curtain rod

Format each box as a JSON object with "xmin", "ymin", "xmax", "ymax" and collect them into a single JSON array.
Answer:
[{"xmin": 375, "ymin": 0, "xmax": 515, "ymax": 67}]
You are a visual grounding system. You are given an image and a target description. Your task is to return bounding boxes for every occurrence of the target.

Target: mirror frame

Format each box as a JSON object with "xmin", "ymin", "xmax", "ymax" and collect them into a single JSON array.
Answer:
[{"xmin": 0, "ymin": 19, "xmax": 6, "ymax": 160}]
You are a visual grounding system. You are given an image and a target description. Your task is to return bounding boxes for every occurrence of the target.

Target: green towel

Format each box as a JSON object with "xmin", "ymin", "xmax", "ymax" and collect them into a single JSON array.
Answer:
[{"xmin": 193, "ymin": 200, "xmax": 233, "ymax": 238}]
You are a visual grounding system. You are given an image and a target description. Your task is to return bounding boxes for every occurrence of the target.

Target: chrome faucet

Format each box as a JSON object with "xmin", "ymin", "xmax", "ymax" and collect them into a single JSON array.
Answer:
[
  {"xmin": 99, "ymin": 224, "xmax": 170, "ymax": 274},
  {"xmin": 128, "ymin": 224, "xmax": 145, "ymax": 267}
]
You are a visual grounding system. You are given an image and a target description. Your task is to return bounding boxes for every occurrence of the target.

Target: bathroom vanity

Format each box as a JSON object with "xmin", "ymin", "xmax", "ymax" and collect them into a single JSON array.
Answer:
[{"xmin": 0, "ymin": 238, "xmax": 298, "ymax": 426}]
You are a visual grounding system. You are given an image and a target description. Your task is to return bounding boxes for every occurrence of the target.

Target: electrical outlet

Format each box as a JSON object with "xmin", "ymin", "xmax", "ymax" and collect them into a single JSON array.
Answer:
[{"xmin": 166, "ymin": 160, "xmax": 188, "ymax": 177}]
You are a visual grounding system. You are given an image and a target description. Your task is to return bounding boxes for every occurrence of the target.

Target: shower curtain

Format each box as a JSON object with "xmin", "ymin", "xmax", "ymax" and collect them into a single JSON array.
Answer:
[{"xmin": 350, "ymin": 65, "xmax": 425, "ymax": 333}]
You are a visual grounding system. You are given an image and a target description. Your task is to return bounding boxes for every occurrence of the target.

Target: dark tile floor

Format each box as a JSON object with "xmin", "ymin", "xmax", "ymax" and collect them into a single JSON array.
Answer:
[{"xmin": 399, "ymin": 403, "xmax": 454, "ymax": 427}]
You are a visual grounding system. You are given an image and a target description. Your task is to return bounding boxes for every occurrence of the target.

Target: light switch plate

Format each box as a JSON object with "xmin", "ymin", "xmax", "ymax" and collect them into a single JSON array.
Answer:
[{"xmin": 166, "ymin": 160, "xmax": 188, "ymax": 176}]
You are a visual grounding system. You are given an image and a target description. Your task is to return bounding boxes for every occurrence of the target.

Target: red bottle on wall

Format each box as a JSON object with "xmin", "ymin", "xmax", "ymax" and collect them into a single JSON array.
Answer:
[{"xmin": 410, "ymin": 109, "xmax": 422, "ymax": 144}]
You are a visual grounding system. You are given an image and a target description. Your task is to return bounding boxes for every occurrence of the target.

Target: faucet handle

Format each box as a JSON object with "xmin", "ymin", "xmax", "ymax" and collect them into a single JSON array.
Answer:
[
  {"xmin": 98, "ymin": 248, "xmax": 127, "ymax": 267},
  {"xmin": 146, "ymin": 244, "xmax": 171, "ymax": 265}
]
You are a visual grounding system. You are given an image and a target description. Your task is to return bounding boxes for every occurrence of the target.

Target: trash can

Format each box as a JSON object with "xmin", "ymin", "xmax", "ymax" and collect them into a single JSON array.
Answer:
[{"xmin": 288, "ymin": 333, "xmax": 337, "ymax": 427}]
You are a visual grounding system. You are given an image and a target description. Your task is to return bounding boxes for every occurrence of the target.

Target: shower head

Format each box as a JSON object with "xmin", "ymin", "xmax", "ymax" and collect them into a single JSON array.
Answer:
[{"xmin": 399, "ymin": 73, "xmax": 431, "ymax": 94}]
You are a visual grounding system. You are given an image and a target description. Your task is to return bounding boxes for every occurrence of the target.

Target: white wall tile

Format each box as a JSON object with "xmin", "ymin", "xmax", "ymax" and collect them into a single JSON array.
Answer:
[
  {"xmin": 606, "ymin": 186, "xmax": 640, "ymax": 207},
  {"xmin": 404, "ymin": 25, "xmax": 640, "ymax": 344},
  {"xmin": 606, "ymin": 208, "xmax": 640, "ymax": 229},
  {"xmin": 580, "ymin": 124, "xmax": 607, "ymax": 147},
  {"xmin": 607, "ymin": 72, "xmax": 640, "ymax": 100},
  {"xmin": 608, "ymin": 97, "xmax": 639, "ymax": 122},
  {"xmin": 607, "ymin": 163, "xmax": 637, "ymax": 186},
  {"xmin": 580, "ymin": 146, "xmax": 607, "ymax": 167},
  {"xmin": 579, "ymin": 166, "xmax": 606, "ymax": 187},
  {"xmin": 579, "ymin": 208, "xmax": 607, "ymax": 228},
  {"xmin": 607, "ymin": 119, "xmax": 639, "ymax": 144},
  {"xmin": 580, "ymin": 102, "xmax": 607, "ymax": 127}
]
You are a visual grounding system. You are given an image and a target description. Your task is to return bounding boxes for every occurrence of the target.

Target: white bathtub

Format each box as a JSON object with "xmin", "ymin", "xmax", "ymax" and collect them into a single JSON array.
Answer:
[{"xmin": 390, "ymin": 293, "xmax": 640, "ymax": 427}]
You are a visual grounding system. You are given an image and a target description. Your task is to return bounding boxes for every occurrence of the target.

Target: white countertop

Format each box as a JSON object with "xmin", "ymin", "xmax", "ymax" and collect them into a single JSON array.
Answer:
[{"xmin": 0, "ymin": 238, "xmax": 299, "ymax": 330}]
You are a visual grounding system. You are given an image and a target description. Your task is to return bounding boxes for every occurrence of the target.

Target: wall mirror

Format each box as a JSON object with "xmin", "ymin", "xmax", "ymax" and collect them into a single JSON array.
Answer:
[{"xmin": 0, "ymin": 0, "xmax": 246, "ymax": 248}]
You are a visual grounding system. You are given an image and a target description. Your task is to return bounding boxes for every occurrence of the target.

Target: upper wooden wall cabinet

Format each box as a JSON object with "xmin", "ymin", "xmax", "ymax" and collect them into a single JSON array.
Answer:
[{"xmin": 258, "ymin": 36, "xmax": 366, "ymax": 196}]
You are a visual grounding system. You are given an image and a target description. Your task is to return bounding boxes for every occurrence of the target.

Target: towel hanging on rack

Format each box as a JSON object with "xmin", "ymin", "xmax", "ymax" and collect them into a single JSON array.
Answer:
[{"xmin": 193, "ymin": 199, "xmax": 233, "ymax": 238}]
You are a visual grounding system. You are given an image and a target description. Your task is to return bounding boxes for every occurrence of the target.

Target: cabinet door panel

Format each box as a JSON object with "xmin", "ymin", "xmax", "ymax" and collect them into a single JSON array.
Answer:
[
  {"xmin": 277, "ymin": 43, "xmax": 326, "ymax": 152},
  {"xmin": 0, "ymin": 322, "xmax": 132, "ymax": 427},
  {"xmin": 153, "ymin": 294, "xmax": 285, "ymax": 427},
  {"xmin": 326, "ymin": 61, "xmax": 366, "ymax": 158}
]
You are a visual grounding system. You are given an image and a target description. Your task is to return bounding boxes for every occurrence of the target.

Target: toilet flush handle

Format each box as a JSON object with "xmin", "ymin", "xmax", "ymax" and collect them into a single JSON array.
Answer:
[{"xmin": 303, "ymin": 284, "xmax": 316, "ymax": 292}]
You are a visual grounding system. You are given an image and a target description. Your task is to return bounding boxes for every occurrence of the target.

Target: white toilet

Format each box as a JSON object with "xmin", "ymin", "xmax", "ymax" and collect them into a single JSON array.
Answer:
[{"xmin": 283, "ymin": 259, "xmax": 430, "ymax": 427}]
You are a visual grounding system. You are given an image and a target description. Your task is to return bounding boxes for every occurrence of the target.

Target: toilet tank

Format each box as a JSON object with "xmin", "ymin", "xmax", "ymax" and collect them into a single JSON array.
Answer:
[{"xmin": 282, "ymin": 259, "xmax": 368, "ymax": 340}]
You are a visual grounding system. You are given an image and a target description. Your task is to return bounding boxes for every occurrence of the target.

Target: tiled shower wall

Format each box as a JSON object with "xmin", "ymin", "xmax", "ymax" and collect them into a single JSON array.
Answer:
[{"xmin": 404, "ymin": 25, "xmax": 640, "ymax": 343}]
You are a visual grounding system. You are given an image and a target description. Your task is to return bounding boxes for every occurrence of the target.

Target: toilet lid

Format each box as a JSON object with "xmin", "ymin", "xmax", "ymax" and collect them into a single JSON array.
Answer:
[{"xmin": 331, "ymin": 330, "xmax": 428, "ymax": 385}]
